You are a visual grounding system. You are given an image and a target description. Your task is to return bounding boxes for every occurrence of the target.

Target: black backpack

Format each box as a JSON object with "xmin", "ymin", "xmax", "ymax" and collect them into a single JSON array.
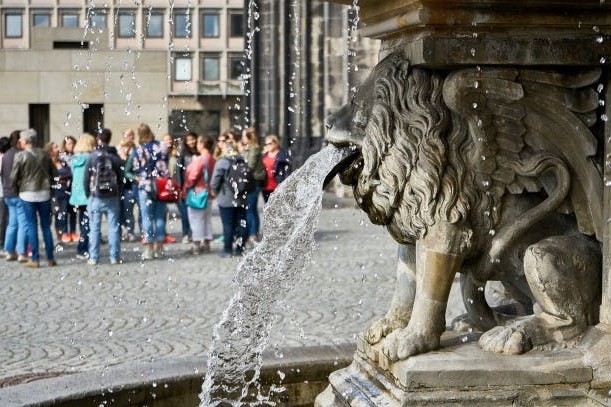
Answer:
[
  {"xmin": 225, "ymin": 155, "xmax": 255, "ymax": 201},
  {"xmin": 90, "ymin": 150, "xmax": 119, "ymax": 198}
]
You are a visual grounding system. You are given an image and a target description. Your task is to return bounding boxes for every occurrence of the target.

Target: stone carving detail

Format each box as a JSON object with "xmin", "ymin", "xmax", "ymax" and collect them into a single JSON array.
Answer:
[{"xmin": 326, "ymin": 51, "xmax": 603, "ymax": 360}]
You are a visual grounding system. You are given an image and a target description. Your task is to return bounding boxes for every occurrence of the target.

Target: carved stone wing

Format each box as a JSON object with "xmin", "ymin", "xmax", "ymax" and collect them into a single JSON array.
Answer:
[{"xmin": 443, "ymin": 67, "xmax": 603, "ymax": 240}]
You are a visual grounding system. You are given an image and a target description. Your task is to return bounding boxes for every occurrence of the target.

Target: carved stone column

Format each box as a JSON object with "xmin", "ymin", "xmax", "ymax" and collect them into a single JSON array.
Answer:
[{"xmin": 317, "ymin": 1, "xmax": 611, "ymax": 405}]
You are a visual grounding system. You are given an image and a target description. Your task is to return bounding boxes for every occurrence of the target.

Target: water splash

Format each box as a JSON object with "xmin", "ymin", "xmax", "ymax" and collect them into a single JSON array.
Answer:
[{"xmin": 199, "ymin": 146, "xmax": 351, "ymax": 406}]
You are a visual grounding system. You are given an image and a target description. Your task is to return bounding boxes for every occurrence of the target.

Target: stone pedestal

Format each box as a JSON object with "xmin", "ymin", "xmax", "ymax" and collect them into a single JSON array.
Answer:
[
  {"xmin": 316, "ymin": 329, "xmax": 611, "ymax": 406},
  {"xmin": 318, "ymin": 1, "xmax": 611, "ymax": 405}
]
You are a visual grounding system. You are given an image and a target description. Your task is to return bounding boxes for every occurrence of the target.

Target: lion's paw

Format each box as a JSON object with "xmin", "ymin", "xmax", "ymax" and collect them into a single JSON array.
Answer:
[
  {"xmin": 364, "ymin": 316, "xmax": 406, "ymax": 345},
  {"xmin": 380, "ymin": 328, "xmax": 440, "ymax": 362},
  {"xmin": 479, "ymin": 325, "xmax": 533, "ymax": 355}
]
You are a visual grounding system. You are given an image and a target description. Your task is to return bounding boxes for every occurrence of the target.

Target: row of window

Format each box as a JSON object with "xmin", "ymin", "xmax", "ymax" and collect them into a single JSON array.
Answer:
[
  {"xmin": 3, "ymin": 8, "xmax": 244, "ymax": 40},
  {"xmin": 175, "ymin": 52, "xmax": 244, "ymax": 81}
]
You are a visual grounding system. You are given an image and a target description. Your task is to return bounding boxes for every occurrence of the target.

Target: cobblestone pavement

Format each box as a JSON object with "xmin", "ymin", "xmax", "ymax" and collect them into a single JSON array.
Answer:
[{"xmin": 0, "ymin": 194, "xmax": 465, "ymax": 384}]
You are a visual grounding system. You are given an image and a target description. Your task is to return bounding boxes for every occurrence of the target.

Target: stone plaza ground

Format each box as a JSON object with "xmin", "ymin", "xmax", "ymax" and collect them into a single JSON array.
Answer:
[{"xmin": 0, "ymin": 193, "xmax": 466, "ymax": 388}]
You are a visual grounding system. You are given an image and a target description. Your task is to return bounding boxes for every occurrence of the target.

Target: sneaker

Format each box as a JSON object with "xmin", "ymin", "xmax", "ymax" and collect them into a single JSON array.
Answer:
[
  {"xmin": 87, "ymin": 259, "xmax": 98, "ymax": 266},
  {"xmin": 23, "ymin": 260, "xmax": 39, "ymax": 269},
  {"xmin": 47, "ymin": 260, "xmax": 57, "ymax": 267},
  {"xmin": 61, "ymin": 234, "xmax": 72, "ymax": 243},
  {"xmin": 164, "ymin": 235, "xmax": 177, "ymax": 244},
  {"xmin": 5, "ymin": 253, "xmax": 17, "ymax": 261},
  {"xmin": 181, "ymin": 235, "xmax": 191, "ymax": 244},
  {"xmin": 154, "ymin": 249, "xmax": 164, "ymax": 258},
  {"xmin": 17, "ymin": 255, "xmax": 28, "ymax": 263},
  {"xmin": 141, "ymin": 249, "xmax": 154, "ymax": 260},
  {"xmin": 75, "ymin": 253, "xmax": 89, "ymax": 260},
  {"xmin": 110, "ymin": 258, "xmax": 121, "ymax": 265}
]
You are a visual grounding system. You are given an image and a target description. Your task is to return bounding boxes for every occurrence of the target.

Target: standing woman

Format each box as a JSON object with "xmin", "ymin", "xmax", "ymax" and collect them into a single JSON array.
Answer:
[
  {"xmin": 118, "ymin": 128, "xmax": 138, "ymax": 242},
  {"xmin": 0, "ymin": 137, "xmax": 11, "ymax": 253},
  {"xmin": 175, "ymin": 132, "xmax": 199, "ymax": 244},
  {"xmin": 2, "ymin": 130, "xmax": 27, "ymax": 262},
  {"xmin": 183, "ymin": 135, "xmax": 216, "ymax": 254},
  {"xmin": 60, "ymin": 136, "xmax": 78, "ymax": 242},
  {"xmin": 210, "ymin": 131, "xmax": 248, "ymax": 257},
  {"xmin": 125, "ymin": 123, "xmax": 169, "ymax": 260},
  {"xmin": 69, "ymin": 133, "xmax": 96, "ymax": 260},
  {"xmin": 240, "ymin": 127, "xmax": 266, "ymax": 244},
  {"xmin": 261, "ymin": 134, "xmax": 291, "ymax": 203},
  {"xmin": 45, "ymin": 141, "xmax": 73, "ymax": 244}
]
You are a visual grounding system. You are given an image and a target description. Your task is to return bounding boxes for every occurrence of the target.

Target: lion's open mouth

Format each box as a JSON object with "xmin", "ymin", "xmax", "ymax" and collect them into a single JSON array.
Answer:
[{"xmin": 323, "ymin": 147, "xmax": 362, "ymax": 188}]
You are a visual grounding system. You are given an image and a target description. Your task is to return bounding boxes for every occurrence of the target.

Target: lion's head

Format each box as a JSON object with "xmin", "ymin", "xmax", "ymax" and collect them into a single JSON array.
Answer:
[{"xmin": 326, "ymin": 52, "xmax": 483, "ymax": 244}]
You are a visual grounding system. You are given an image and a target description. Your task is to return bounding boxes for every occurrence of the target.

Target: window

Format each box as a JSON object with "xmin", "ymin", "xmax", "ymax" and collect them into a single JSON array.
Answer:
[
  {"xmin": 201, "ymin": 11, "xmax": 219, "ymax": 38},
  {"xmin": 60, "ymin": 11, "xmax": 79, "ymax": 28},
  {"xmin": 5, "ymin": 12, "xmax": 22, "ymax": 38},
  {"xmin": 32, "ymin": 12, "xmax": 51, "ymax": 27},
  {"xmin": 117, "ymin": 10, "xmax": 136, "ymax": 38},
  {"xmin": 174, "ymin": 9, "xmax": 191, "ymax": 38},
  {"xmin": 145, "ymin": 10, "xmax": 163, "ymax": 38},
  {"xmin": 228, "ymin": 11, "xmax": 243, "ymax": 38},
  {"xmin": 228, "ymin": 53, "xmax": 244, "ymax": 80},
  {"xmin": 202, "ymin": 54, "xmax": 220, "ymax": 81},
  {"xmin": 175, "ymin": 55, "xmax": 192, "ymax": 81},
  {"xmin": 29, "ymin": 104, "xmax": 50, "ymax": 147},
  {"xmin": 88, "ymin": 9, "xmax": 107, "ymax": 30},
  {"xmin": 83, "ymin": 104, "xmax": 104, "ymax": 135}
]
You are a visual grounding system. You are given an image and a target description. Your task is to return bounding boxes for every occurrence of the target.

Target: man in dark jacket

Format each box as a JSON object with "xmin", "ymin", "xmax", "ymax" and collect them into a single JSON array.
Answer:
[
  {"xmin": 10, "ymin": 129, "xmax": 57, "ymax": 268},
  {"xmin": 83, "ymin": 128, "xmax": 123, "ymax": 266}
]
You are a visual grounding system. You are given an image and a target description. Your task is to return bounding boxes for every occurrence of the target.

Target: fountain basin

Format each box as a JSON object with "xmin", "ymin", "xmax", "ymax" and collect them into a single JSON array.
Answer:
[{"xmin": 0, "ymin": 344, "xmax": 353, "ymax": 407}]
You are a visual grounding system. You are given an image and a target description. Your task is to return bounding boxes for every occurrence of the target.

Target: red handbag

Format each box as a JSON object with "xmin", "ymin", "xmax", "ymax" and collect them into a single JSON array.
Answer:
[{"xmin": 155, "ymin": 177, "xmax": 181, "ymax": 202}]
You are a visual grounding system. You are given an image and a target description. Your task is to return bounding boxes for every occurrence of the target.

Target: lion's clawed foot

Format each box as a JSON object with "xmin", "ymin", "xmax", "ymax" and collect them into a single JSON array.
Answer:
[
  {"xmin": 364, "ymin": 315, "xmax": 408, "ymax": 345},
  {"xmin": 479, "ymin": 322, "xmax": 534, "ymax": 355},
  {"xmin": 380, "ymin": 328, "xmax": 440, "ymax": 362}
]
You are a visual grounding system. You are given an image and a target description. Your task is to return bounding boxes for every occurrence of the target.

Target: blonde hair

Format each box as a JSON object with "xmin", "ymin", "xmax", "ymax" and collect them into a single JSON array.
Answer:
[
  {"xmin": 265, "ymin": 134, "xmax": 280, "ymax": 147},
  {"xmin": 74, "ymin": 133, "xmax": 96, "ymax": 153},
  {"xmin": 138, "ymin": 123, "xmax": 155, "ymax": 144}
]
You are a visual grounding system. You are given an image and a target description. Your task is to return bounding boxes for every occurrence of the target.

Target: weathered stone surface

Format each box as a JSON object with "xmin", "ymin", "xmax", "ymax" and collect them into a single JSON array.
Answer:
[{"xmin": 320, "ymin": 1, "xmax": 611, "ymax": 405}]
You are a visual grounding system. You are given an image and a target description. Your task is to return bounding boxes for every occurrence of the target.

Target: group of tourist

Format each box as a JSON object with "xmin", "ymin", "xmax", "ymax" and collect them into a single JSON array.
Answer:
[{"xmin": 0, "ymin": 125, "xmax": 291, "ymax": 267}]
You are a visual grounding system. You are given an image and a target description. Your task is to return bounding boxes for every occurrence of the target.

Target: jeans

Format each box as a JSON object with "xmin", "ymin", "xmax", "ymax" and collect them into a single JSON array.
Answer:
[
  {"xmin": 245, "ymin": 186, "xmax": 261, "ymax": 238},
  {"xmin": 219, "ymin": 206, "xmax": 246, "ymax": 254},
  {"xmin": 87, "ymin": 196, "xmax": 121, "ymax": 262},
  {"xmin": 0, "ymin": 197, "xmax": 7, "ymax": 248},
  {"xmin": 22, "ymin": 199, "xmax": 54, "ymax": 262},
  {"xmin": 120, "ymin": 183, "xmax": 138, "ymax": 235},
  {"xmin": 54, "ymin": 196, "xmax": 75, "ymax": 237},
  {"xmin": 3, "ymin": 196, "xmax": 27, "ymax": 255},
  {"xmin": 75, "ymin": 205, "xmax": 90, "ymax": 256},
  {"xmin": 138, "ymin": 189, "xmax": 167, "ymax": 243},
  {"xmin": 176, "ymin": 199, "xmax": 191, "ymax": 237}
]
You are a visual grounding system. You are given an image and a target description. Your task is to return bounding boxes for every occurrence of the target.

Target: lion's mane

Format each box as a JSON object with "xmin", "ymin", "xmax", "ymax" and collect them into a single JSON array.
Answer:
[{"xmin": 353, "ymin": 63, "xmax": 490, "ymax": 244}]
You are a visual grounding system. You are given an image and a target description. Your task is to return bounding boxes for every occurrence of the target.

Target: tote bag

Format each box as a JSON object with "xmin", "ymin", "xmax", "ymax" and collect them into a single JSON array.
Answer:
[{"xmin": 186, "ymin": 166, "xmax": 209, "ymax": 209}]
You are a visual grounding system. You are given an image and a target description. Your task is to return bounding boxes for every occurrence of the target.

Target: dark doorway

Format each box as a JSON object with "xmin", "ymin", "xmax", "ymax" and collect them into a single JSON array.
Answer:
[
  {"xmin": 29, "ymin": 104, "xmax": 49, "ymax": 146},
  {"xmin": 83, "ymin": 104, "xmax": 104, "ymax": 135}
]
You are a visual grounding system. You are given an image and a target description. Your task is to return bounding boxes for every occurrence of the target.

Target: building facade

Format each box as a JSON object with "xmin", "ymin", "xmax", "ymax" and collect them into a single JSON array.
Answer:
[
  {"xmin": 248, "ymin": 1, "xmax": 379, "ymax": 166},
  {"xmin": 0, "ymin": 0, "xmax": 245, "ymax": 145}
]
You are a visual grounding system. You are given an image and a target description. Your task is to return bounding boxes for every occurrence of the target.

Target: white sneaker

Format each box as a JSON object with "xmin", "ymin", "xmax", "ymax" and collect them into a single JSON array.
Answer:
[
  {"xmin": 141, "ymin": 249, "xmax": 154, "ymax": 260},
  {"xmin": 181, "ymin": 235, "xmax": 191, "ymax": 244},
  {"xmin": 87, "ymin": 259, "xmax": 98, "ymax": 266},
  {"xmin": 110, "ymin": 258, "xmax": 121, "ymax": 265}
]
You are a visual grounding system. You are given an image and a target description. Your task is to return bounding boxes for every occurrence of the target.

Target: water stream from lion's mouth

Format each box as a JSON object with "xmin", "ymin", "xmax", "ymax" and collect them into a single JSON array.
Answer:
[{"xmin": 199, "ymin": 145, "xmax": 352, "ymax": 406}]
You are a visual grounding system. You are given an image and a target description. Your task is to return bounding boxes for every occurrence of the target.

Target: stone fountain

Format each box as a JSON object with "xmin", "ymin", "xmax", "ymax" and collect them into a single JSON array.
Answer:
[{"xmin": 317, "ymin": 1, "xmax": 611, "ymax": 405}]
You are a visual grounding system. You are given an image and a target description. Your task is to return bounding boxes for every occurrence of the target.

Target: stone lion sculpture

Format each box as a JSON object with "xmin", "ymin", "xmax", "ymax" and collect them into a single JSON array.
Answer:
[{"xmin": 326, "ymin": 51, "xmax": 603, "ymax": 361}]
